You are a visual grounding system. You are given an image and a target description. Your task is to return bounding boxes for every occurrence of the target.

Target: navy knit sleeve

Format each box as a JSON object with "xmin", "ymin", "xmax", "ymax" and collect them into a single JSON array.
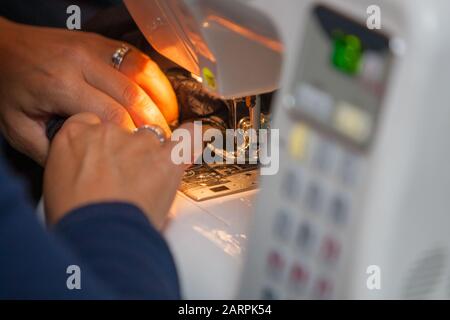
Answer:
[{"xmin": 52, "ymin": 203, "xmax": 181, "ymax": 299}]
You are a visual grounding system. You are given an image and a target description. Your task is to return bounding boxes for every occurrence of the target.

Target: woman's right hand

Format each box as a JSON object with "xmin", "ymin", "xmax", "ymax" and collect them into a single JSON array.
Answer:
[
  {"xmin": 0, "ymin": 17, "xmax": 178, "ymax": 165},
  {"xmin": 44, "ymin": 113, "xmax": 193, "ymax": 229}
]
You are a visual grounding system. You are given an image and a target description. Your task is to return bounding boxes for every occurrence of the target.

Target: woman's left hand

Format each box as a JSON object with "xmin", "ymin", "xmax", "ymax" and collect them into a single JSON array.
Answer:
[{"xmin": 0, "ymin": 17, "xmax": 179, "ymax": 164}]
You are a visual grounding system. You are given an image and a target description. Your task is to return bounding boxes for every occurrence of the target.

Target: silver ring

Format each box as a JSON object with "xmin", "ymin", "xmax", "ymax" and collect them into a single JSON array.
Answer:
[
  {"xmin": 111, "ymin": 44, "xmax": 131, "ymax": 70},
  {"xmin": 134, "ymin": 125, "xmax": 167, "ymax": 144}
]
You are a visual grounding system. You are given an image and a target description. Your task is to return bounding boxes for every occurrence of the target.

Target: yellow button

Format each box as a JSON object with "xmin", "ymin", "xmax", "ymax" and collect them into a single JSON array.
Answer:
[
  {"xmin": 334, "ymin": 101, "xmax": 371, "ymax": 143},
  {"xmin": 289, "ymin": 124, "xmax": 310, "ymax": 160}
]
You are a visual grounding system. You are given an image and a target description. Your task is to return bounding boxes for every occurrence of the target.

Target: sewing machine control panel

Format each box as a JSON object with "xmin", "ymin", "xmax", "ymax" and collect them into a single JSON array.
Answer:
[
  {"xmin": 243, "ymin": 4, "xmax": 394, "ymax": 299},
  {"xmin": 262, "ymin": 123, "xmax": 367, "ymax": 299}
]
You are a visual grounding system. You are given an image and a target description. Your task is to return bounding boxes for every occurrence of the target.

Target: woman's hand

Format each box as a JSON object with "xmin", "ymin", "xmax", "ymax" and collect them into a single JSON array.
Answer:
[
  {"xmin": 0, "ymin": 17, "xmax": 178, "ymax": 164},
  {"xmin": 44, "ymin": 113, "xmax": 192, "ymax": 229}
]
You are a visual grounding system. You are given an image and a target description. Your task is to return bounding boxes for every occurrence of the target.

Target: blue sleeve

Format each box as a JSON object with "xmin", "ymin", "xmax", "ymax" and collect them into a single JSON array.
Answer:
[
  {"xmin": 52, "ymin": 203, "xmax": 181, "ymax": 299},
  {"xmin": 0, "ymin": 156, "xmax": 180, "ymax": 299}
]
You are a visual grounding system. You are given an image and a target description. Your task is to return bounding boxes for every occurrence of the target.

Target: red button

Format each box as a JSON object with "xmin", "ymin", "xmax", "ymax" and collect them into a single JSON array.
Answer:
[
  {"xmin": 266, "ymin": 251, "xmax": 285, "ymax": 278},
  {"xmin": 290, "ymin": 264, "xmax": 309, "ymax": 284},
  {"xmin": 321, "ymin": 237, "xmax": 341, "ymax": 263},
  {"xmin": 315, "ymin": 278, "xmax": 333, "ymax": 299}
]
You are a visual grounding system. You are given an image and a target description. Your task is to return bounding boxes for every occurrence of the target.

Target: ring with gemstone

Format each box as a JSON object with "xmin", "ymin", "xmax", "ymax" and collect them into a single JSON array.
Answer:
[
  {"xmin": 111, "ymin": 44, "xmax": 131, "ymax": 70},
  {"xmin": 134, "ymin": 125, "xmax": 167, "ymax": 145}
]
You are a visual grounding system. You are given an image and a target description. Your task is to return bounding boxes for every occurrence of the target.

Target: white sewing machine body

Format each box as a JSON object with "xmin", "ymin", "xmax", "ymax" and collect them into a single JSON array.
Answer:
[
  {"xmin": 241, "ymin": 0, "xmax": 450, "ymax": 299},
  {"xmin": 125, "ymin": 0, "xmax": 450, "ymax": 299}
]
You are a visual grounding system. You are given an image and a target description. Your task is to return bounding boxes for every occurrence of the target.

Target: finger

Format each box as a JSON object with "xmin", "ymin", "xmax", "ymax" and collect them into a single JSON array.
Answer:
[
  {"xmin": 120, "ymin": 50, "xmax": 179, "ymax": 124},
  {"xmin": 63, "ymin": 112, "xmax": 102, "ymax": 126},
  {"xmin": 54, "ymin": 112, "xmax": 102, "ymax": 142},
  {"xmin": 55, "ymin": 82, "xmax": 137, "ymax": 131},
  {"xmin": 84, "ymin": 61, "xmax": 171, "ymax": 135},
  {"xmin": 96, "ymin": 42, "xmax": 179, "ymax": 124},
  {"xmin": 6, "ymin": 113, "xmax": 49, "ymax": 166}
]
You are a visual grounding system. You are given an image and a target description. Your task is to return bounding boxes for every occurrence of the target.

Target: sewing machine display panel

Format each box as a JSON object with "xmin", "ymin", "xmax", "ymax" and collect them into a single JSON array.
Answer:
[{"xmin": 287, "ymin": 4, "xmax": 393, "ymax": 150}]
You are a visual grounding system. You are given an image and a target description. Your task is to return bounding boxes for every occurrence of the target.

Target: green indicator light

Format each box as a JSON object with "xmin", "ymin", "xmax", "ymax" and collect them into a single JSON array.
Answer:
[{"xmin": 332, "ymin": 33, "xmax": 363, "ymax": 75}]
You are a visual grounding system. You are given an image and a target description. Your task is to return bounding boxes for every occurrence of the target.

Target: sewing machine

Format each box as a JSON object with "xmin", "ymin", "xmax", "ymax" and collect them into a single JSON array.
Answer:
[{"xmin": 126, "ymin": 0, "xmax": 450, "ymax": 300}]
